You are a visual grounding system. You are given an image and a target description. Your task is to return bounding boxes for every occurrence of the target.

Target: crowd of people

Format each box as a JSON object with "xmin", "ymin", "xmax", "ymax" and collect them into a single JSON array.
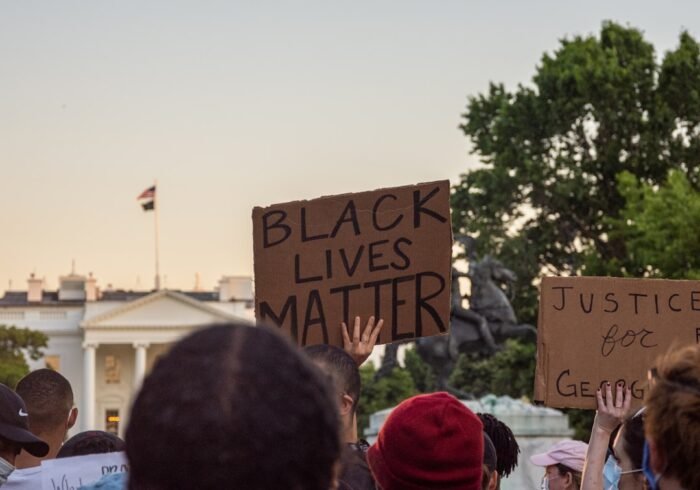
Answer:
[{"xmin": 0, "ymin": 316, "xmax": 698, "ymax": 489}]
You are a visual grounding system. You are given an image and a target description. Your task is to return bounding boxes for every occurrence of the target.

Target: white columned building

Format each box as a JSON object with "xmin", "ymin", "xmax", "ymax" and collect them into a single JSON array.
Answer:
[{"xmin": 0, "ymin": 273, "xmax": 255, "ymax": 438}]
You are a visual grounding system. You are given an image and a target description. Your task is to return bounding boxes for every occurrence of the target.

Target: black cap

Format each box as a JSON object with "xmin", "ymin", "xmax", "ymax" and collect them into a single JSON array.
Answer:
[
  {"xmin": 0, "ymin": 384, "xmax": 49, "ymax": 457},
  {"xmin": 483, "ymin": 432, "xmax": 498, "ymax": 472}
]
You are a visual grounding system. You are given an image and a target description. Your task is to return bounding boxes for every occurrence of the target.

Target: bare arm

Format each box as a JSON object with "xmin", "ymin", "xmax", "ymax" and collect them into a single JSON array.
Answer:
[{"xmin": 581, "ymin": 382, "xmax": 631, "ymax": 490}]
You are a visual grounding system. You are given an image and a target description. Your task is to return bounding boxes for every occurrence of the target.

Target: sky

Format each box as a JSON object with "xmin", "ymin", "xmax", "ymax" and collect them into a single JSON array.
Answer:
[{"xmin": 1, "ymin": 1, "xmax": 699, "ymax": 293}]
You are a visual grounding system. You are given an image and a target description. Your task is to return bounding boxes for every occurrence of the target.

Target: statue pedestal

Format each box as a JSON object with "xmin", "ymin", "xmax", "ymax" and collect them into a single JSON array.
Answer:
[{"xmin": 364, "ymin": 394, "xmax": 575, "ymax": 490}]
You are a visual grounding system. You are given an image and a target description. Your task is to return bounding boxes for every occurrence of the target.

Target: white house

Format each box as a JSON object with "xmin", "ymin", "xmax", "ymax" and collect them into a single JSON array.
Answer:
[{"xmin": 0, "ymin": 272, "xmax": 255, "ymax": 437}]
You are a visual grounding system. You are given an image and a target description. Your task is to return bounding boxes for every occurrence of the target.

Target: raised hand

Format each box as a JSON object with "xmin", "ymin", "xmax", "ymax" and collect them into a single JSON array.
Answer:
[
  {"xmin": 341, "ymin": 316, "xmax": 385, "ymax": 366},
  {"xmin": 594, "ymin": 381, "xmax": 632, "ymax": 434}
]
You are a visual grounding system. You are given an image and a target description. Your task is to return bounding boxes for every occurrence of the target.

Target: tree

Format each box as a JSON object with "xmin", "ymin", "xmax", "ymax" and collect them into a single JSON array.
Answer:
[
  {"xmin": 595, "ymin": 169, "xmax": 700, "ymax": 278},
  {"xmin": 0, "ymin": 325, "xmax": 49, "ymax": 387},
  {"xmin": 357, "ymin": 363, "xmax": 417, "ymax": 434},
  {"xmin": 403, "ymin": 347, "xmax": 435, "ymax": 393},
  {"xmin": 453, "ymin": 22, "xmax": 700, "ymax": 323},
  {"xmin": 449, "ymin": 339, "xmax": 536, "ymax": 399}
]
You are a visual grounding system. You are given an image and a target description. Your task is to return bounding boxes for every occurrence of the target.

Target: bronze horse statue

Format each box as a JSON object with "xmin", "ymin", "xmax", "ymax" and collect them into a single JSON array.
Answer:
[{"xmin": 377, "ymin": 237, "xmax": 536, "ymax": 396}]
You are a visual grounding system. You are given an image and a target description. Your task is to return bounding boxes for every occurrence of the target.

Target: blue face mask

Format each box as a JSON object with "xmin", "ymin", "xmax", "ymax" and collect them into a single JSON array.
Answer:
[
  {"xmin": 603, "ymin": 456, "xmax": 643, "ymax": 490},
  {"xmin": 642, "ymin": 441, "xmax": 661, "ymax": 490}
]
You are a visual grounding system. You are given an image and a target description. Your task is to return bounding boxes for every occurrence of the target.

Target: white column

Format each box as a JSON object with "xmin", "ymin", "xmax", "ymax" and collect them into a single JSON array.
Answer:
[
  {"xmin": 82, "ymin": 342, "xmax": 98, "ymax": 430},
  {"xmin": 133, "ymin": 342, "xmax": 150, "ymax": 390}
]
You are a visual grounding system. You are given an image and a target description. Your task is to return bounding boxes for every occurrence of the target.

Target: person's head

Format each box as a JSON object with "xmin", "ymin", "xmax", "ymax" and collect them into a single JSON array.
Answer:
[
  {"xmin": 15, "ymin": 369, "xmax": 77, "ymax": 438},
  {"xmin": 126, "ymin": 323, "xmax": 341, "ymax": 490},
  {"xmin": 304, "ymin": 344, "xmax": 361, "ymax": 442},
  {"xmin": 478, "ymin": 412, "xmax": 519, "ymax": 484},
  {"xmin": 0, "ymin": 384, "xmax": 49, "ymax": 466},
  {"xmin": 644, "ymin": 344, "xmax": 700, "ymax": 490},
  {"xmin": 605, "ymin": 410, "xmax": 646, "ymax": 490},
  {"xmin": 57, "ymin": 431, "xmax": 125, "ymax": 458},
  {"xmin": 481, "ymin": 432, "xmax": 498, "ymax": 490},
  {"xmin": 530, "ymin": 440, "xmax": 587, "ymax": 490},
  {"xmin": 367, "ymin": 392, "xmax": 484, "ymax": 490}
]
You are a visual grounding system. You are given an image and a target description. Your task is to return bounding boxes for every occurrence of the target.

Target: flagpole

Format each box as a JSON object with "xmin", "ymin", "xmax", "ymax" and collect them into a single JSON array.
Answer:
[{"xmin": 154, "ymin": 179, "xmax": 161, "ymax": 291}]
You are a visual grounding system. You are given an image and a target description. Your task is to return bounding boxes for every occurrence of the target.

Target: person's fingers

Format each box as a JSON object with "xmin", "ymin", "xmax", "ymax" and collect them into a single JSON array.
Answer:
[
  {"xmin": 362, "ymin": 316, "xmax": 375, "ymax": 341},
  {"xmin": 596, "ymin": 386, "xmax": 605, "ymax": 410},
  {"xmin": 341, "ymin": 322, "xmax": 351, "ymax": 347},
  {"xmin": 605, "ymin": 382, "xmax": 614, "ymax": 410},
  {"xmin": 623, "ymin": 387, "xmax": 632, "ymax": 413},
  {"xmin": 369, "ymin": 319, "xmax": 385, "ymax": 344},
  {"xmin": 615, "ymin": 382, "xmax": 624, "ymax": 408},
  {"xmin": 352, "ymin": 316, "xmax": 361, "ymax": 344}
]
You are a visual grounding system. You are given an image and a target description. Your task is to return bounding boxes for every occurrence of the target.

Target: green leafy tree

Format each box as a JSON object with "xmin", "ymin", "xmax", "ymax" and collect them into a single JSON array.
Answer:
[
  {"xmin": 403, "ymin": 347, "xmax": 435, "ymax": 393},
  {"xmin": 597, "ymin": 169, "xmax": 700, "ymax": 278},
  {"xmin": 357, "ymin": 363, "xmax": 417, "ymax": 435},
  {"xmin": 453, "ymin": 22, "xmax": 700, "ymax": 323},
  {"xmin": 450, "ymin": 339, "xmax": 536, "ymax": 399},
  {"xmin": 0, "ymin": 325, "xmax": 49, "ymax": 387}
]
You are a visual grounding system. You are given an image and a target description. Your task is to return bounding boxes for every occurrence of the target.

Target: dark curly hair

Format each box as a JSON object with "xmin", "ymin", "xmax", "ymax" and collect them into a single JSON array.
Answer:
[
  {"xmin": 57, "ymin": 431, "xmax": 125, "ymax": 458},
  {"xmin": 477, "ymin": 413, "xmax": 519, "ymax": 479},
  {"xmin": 126, "ymin": 323, "xmax": 341, "ymax": 490}
]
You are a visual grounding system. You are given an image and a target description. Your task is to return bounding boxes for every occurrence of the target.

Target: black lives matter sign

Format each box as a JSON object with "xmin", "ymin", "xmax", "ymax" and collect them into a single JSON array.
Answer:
[
  {"xmin": 535, "ymin": 276, "xmax": 700, "ymax": 409},
  {"xmin": 252, "ymin": 181, "xmax": 452, "ymax": 347}
]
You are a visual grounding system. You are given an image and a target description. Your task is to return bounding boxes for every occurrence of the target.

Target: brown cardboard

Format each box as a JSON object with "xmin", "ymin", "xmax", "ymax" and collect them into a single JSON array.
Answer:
[
  {"xmin": 535, "ymin": 276, "xmax": 700, "ymax": 409},
  {"xmin": 252, "ymin": 181, "xmax": 453, "ymax": 347}
]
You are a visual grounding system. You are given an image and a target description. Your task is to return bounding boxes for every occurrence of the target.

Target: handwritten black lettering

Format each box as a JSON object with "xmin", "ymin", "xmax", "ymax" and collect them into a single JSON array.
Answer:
[
  {"xmin": 391, "ymin": 238, "xmax": 412, "ymax": 270},
  {"xmin": 604, "ymin": 292, "xmax": 619, "ymax": 313},
  {"xmin": 301, "ymin": 289, "xmax": 328, "ymax": 345},
  {"xmin": 413, "ymin": 186, "xmax": 447, "ymax": 227},
  {"xmin": 259, "ymin": 297, "xmax": 298, "ymax": 342},
  {"xmin": 294, "ymin": 254, "xmax": 322, "ymax": 284},
  {"xmin": 668, "ymin": 293, "xmax": 682, "ymax": 312},
  {"xmin": 262, "ymin": 210, "xmax": 291, "ymax": 248},
  {"xmin": 552, "ymin": 286, "xmax": 573, "ymax": 311},
  {"xmin": 368, "ymin": 240, "xmax": 390, "ymax": 272},
  {"xmin": 628, "ymin": 293, "xmax": 648, "ymax": 314},
  {"xmin": 330, "ymin": 200, "xmax": 360, "ymax": 238},
  {"xmin": 372, "ymin": 194, "xmax": 403, "ymax": 231},
  {"xmin": 555, "ymin": 369, "xmax": 577, "ymax": 397},
  {"xmin": 691, "ymin": 291, "xmax": 700, "ymax": 311},
  {"xmin": 391, "ymin": 275, "xmax": 415, "ymax": 341},
  {"xmin": 301, "ymin": 207, "xmax": 329, "ymax": 242},
  {"xmin": 601, "ymin": 324, "xmax": 657, "ymax": 357},
  {"xmin": 580, "ymin": 293, "xmax": 594, "ymax": 313}
]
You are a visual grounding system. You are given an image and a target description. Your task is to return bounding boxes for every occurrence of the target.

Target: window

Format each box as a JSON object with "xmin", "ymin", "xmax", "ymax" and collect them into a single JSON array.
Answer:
[
  {"xmin": 45, "ymin": 355, "xmax": 61, "ymax": 372},
  {"xmin": 105, "ymin": 409, "xmax": 120, "ymax": 435},
  {"xmin": 105, "ymin": 355, "xmax": 121, "ymax": 384}
]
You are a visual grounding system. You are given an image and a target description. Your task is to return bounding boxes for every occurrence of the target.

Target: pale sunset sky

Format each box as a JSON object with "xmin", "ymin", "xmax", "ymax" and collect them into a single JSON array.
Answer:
[{"xmin": 2, "ymin": 1, "xmax": 698, "ymax": 293}]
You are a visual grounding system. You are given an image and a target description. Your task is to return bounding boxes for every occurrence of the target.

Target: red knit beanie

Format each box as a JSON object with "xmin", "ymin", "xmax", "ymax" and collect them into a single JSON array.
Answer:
[{"xmin": 367, "ymin": 392, "xmax": 484, "ymax": 490}]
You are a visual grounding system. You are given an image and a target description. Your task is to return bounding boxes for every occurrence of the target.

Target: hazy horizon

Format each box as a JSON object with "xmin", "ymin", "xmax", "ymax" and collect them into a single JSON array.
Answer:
[{"xmin": 3, "ymin": 1, "xmax": 699, "ymax": 294}]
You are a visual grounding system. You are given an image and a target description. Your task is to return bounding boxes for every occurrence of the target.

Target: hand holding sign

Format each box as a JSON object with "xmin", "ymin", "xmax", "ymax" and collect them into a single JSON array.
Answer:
[{"xmin": 342, "ymin": 316, "xmax": 384, "ymax": 365}]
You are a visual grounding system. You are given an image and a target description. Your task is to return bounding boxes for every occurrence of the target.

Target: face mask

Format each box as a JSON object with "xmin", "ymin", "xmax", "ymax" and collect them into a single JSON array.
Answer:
[
  {"xmin": 0, "ymin": 456, "xmax": 15, "ymax": 485},
  {"xmin": 642, "ymin": 441, "xmax": 661, "ymax": 490},
  {"xmin": 540, "ymin": 475, "xmax": 560, "ymax": 490},
  {"xmin": 603, "ymin": 456, "xmax": 643, "ymax": 490}
]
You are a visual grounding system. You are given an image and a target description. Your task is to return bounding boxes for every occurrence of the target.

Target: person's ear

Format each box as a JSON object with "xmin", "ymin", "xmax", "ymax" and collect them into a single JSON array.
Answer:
[
  {"xmin": 67, "ymin": 407, "xmax": 78, "ymax": 430},
  {"xmin": 648, "ymin": 439, "xmax": 665, "ymax": 474},
  {"xmin": 564, "ymin": 472, "xmax": 573, "ymax": 488},
  {"xmin": 339, "ymin": 393, "xmax": 354, "ymax": 417},
  {"xmin": 488, "ymin": 471, "xmax": 499, "ymax": 490}
]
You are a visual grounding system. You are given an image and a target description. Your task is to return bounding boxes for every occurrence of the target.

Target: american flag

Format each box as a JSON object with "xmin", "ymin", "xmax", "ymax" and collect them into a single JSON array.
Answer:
[{"xmin": 137, "ymin": 185, "xmax": 156, "ymax": 200}]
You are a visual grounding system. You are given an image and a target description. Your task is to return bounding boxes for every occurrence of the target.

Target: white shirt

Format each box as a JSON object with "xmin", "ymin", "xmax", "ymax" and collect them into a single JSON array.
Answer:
[{"xmin": 4, "ymin": 466, "xmax": 41, "ymax": 489}]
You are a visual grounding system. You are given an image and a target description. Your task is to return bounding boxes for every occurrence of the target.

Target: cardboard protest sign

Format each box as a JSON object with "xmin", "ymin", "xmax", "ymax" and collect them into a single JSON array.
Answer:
[
  {"xmin": 252, "ymin": 180, "xmax": 452, "ymax": 347},
  {"xmin": 535, "ymin": 276, "xmax": 700, "ymax": 409},
  {"xmin": 41, "ymin": 451, "xmax": 128, "ymax": 490}
]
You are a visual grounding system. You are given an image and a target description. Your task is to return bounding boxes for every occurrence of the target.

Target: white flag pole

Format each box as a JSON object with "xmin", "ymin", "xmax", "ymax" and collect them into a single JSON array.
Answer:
[{"xmin": 154, "ymin": 179, "xmax": 161, "ymax": 291}]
